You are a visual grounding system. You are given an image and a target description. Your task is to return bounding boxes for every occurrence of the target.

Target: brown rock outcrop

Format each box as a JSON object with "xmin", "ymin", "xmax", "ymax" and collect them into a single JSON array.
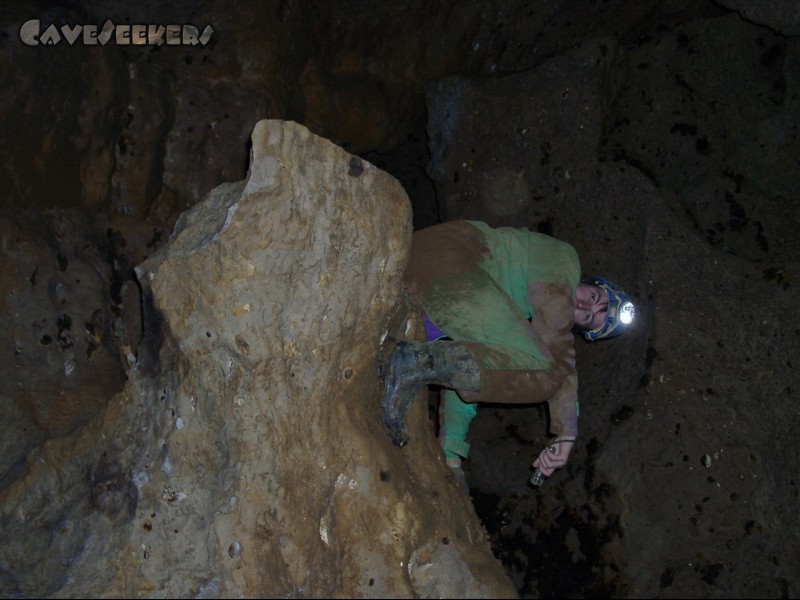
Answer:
[{"xmin": 0, "ymin": 120, "xmax": 516, "ymax": 598}]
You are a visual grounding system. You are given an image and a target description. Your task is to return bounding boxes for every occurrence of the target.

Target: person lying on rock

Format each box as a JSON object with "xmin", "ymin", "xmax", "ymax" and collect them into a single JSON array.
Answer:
[{"xmin": 380, "ymin": 219, "xmax": 635, "ymax": 489}]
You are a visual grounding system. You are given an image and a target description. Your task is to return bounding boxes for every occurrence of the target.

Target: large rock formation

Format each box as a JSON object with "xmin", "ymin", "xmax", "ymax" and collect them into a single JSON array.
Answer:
[{"xmin": 0, "ymin": 120, "xmax": 516, "ymax": 598}]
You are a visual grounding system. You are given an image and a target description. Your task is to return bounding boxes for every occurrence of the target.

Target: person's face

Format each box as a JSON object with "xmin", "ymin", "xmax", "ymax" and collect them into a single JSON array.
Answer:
[{"xmin": 573, "ymin": 283, "xmax": 608, "ymax": 331}]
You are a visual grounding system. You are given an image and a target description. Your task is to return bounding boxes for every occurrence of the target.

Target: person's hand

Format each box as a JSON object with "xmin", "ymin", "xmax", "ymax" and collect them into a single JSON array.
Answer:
[{"xmin": 532, "ymin": 436, "xmax": 575, "ymax": 477}]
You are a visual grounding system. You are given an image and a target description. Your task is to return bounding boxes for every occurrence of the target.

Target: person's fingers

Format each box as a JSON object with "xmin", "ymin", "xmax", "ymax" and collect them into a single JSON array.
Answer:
[
  {"xmin": 537, "ymin": 457, "xmax": 557, "ymax": 476},
  {"xmin": 535, "ymin": 448, "xmax": 557, "ymax": 470},
  {"xmin": 533, "ymin": 438, "xmax": 575, "ymax": 478}
]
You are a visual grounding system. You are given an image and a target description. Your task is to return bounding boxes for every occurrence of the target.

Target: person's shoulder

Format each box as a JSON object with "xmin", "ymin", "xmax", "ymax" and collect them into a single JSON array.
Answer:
[
  {"xmin": 466, "ymin": 221, "xmax": 577, "ymax": 256},
  {"xmin": 467, "ymin": 220, "xmax": 558, "ymax": 238},
  {"xmin": 467, "ymin": 220, "xmax": 530, "ymax": 236}
]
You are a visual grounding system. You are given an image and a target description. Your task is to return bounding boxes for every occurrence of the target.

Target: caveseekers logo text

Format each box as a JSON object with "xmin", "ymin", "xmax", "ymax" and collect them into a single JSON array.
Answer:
[{"xmin": 20, "ymin": 19, "xmax": 214, "ymax": 46}]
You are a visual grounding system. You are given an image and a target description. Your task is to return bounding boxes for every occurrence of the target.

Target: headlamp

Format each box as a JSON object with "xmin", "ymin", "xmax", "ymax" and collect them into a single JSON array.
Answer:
[
  {"xmin": 619, "ymin": 301, "xmax": 635, "ymax": 325},
  {"xmin": 581, "ymin": 276, "xmax": 635, "ymax": 341}
]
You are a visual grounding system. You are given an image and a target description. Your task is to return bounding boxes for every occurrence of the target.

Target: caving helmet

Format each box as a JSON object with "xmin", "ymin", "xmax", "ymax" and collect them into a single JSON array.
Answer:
[{"xmin": 581, "ymin": 276, "xmax": 635, "ymax": 342}]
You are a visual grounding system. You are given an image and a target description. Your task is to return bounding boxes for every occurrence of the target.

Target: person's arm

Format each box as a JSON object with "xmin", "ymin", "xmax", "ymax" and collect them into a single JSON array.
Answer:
[
  {"xmin": 532, "ymin": 369, "xmax": 578, "ymax": 476},
  {"xmin": 526, "ymin": 280, "xmax": 579, "ymax": 476}
]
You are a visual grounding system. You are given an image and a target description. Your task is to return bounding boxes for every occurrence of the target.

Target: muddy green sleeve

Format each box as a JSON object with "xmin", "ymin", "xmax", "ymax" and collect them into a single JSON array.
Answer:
[{"xmin": 525, "ymin": 280, "xmax": 579, "ymax": 437}]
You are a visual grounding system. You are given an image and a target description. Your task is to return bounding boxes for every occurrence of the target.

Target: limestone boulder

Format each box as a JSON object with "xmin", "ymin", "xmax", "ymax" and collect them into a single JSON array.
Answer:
[{"xmin": 0, "ymin": 120, "xmax": 516, "ymax": 599}]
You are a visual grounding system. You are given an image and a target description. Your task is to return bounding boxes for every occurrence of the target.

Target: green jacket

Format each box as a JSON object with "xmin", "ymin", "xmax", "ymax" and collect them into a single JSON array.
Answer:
[{"xmin": 406, "ymin": 220, "xmax": 581, "ymax": 437}]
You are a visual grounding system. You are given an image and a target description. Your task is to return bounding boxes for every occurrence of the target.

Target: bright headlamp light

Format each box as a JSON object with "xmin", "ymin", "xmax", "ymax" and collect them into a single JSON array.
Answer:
[{"xmin": 618, "ymin": 300, "xmax": 635, "ymax": 325}]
